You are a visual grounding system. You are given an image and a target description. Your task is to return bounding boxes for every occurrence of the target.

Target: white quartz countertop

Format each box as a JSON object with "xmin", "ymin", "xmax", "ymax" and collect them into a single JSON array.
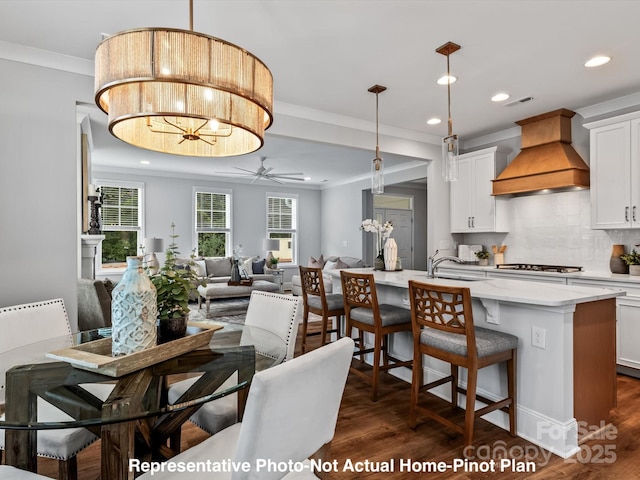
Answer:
[
  {"xmin": 326, "ymin": 268, "xmax": 625, "ymax": 307},
  {"xmin": 434, "ymin": 261, "xmax": 640, "ymax": 284}
]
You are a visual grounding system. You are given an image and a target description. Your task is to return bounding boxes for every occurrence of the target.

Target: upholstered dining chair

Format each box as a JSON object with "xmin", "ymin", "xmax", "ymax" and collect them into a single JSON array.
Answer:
[
  {"xmin": 340, "ymin": 270, "xmax": 413, "ymax": 402},
  {"xmin": 168, "ymin": 291, "xmax": 302, "ymax": 437},
  {"xmin": 0, "ymin": 466, "xmax": 52, "ymax": 479},
  {"xmin": 299, "ymin": 266, "xmax": 344, "ymax": 353},
  {"xmin": 141, "ymin": 337, "xmax": 354, "ymax": 480},
  {"xmin": 0, "ymin": 299, "xmax": 99, "ymax": 480},
  {"xmin": 407, "ymin": 280, "xmax": 518, "ymax": 446}
]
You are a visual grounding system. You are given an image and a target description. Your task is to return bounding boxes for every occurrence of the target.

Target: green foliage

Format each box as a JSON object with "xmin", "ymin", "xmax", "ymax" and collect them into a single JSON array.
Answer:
[
  {"xmin": 150, "ymin": 223, "xmax": 201, "ymax": 320},
  {"xmin": 102, "ymin": 231, "xmax": 138, "ymax": 263},
  {"xmin": 198, "ymin": 232, "xmax": 226, "ymax": 257},
  {"xmin": 475, "ymin": 249, "xmax": 490, "ymax": 260},
  {"xmin": 268, "ymin": 256, "xmax": 279, "ymax": 266},
  {"xmin": 620, "ymin": 249, "xmax": 640, "ymax": 265}
]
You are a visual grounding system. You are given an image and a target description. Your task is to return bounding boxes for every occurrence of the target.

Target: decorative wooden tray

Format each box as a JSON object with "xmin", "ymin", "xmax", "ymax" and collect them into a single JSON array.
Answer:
[
  {"xmin": 228, "ymin": 278, "xmax": 254, "ymax": 286},
  {"xmin": 46, "ymin": 323, "xmax": 223, "ymax": 377}
]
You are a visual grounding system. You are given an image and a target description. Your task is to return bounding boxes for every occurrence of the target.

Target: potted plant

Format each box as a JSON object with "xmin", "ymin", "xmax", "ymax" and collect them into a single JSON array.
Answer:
[
  {"xmin": 620, "ymin": 249, "xmax": 640, "ymax": 276},
  {"xmin": 149, "ymin": 223, "xmax": 201, "ymax": 342},
  {"xmin": 475, "ymin": 249, "xmax": 490, "ymax": 266},
  {"xmin": 268, "ymin": 256, "xmax": 280, "ymax": 269}
]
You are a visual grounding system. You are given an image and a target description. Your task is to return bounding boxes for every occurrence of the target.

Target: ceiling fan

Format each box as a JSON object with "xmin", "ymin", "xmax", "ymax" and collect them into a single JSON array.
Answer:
[{"xmin": 216, "ymin": 157, "xmax": 306, "ymax": 184}]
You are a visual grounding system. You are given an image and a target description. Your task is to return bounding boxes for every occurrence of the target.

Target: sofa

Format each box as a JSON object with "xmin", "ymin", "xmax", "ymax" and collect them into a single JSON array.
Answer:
[
  {"xmin": 180, "ymin": 256, "xmax": 280, "ymax": 311},
  {"xmin": 291, "ymin": 255, "xmax": 367, "ymax": 296},
  {"xmin": 182, "ymin": 255, "xmax": 276, "ymax": 285}
]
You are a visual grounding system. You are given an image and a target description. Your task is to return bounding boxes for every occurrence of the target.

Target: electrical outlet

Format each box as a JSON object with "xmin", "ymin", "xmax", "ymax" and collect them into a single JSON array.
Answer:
[{"xmin": 532, "ymin": 326, "xmax": 546, "ymax": 349}]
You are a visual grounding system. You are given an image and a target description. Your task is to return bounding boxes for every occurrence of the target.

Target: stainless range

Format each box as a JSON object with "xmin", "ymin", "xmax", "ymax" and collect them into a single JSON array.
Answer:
[{"xmin": 495, "ymin": 263, "xmax": 583, "ymax": 273}]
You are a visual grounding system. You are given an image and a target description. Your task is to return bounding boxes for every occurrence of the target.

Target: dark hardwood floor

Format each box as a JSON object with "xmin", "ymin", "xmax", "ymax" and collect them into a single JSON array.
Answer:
[{"xmin": 33, "ymin": 321, "xmax": 640, "ymax": 479}]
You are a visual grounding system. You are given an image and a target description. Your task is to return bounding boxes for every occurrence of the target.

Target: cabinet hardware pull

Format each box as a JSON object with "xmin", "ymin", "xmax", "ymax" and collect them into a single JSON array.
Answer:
[
  {"xmin": 471, "ymin": 216, "xmax": 475, "ymax": 228},
  {"xmin": 626, "ymin": 206, "xmax": 629, "ymax": 222},
  {"xmin": 468, "ymin": 217, "xmax": 471, "ymax": 228},
  {"xmin": 634, "ymin": 206, "xmax": 637, "ymax": 222}
]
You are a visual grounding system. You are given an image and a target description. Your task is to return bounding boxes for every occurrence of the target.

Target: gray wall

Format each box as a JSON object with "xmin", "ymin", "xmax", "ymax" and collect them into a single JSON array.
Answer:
[{"xmin": 0, "ymin": 58, "xmax": 94, "ymax": 328}]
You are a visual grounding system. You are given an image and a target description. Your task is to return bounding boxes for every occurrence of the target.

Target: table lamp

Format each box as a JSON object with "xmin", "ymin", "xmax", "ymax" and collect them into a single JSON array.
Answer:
[
  {"xmin": 144, "ymin": 237, "xmax": 164, "ymax": 274},
  {"xmin": 263, "ymin": 238, "xmax": 279, "ymax": 266}
]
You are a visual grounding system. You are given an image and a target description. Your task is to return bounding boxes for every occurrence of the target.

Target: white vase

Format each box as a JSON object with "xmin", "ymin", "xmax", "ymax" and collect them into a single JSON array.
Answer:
[
  {"xmin": 384, "ymin": 238, "xmax": 398, "ymax": 271},
  {"xmin": 111, "ymin": 256, "xmax": 158, "ymax": 356}
]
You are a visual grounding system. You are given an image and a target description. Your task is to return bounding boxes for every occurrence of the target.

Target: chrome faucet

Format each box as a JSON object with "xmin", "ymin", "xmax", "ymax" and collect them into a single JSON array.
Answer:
[{"xmin": 427, "ymin": 249, "xmax": 465, "ymax": 278}]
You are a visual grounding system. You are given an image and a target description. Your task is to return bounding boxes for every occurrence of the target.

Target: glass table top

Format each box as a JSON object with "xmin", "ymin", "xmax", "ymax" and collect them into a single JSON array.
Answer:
[{"xmin": 0, "ymin": 322, "xmax": 286, "ymax": 429}]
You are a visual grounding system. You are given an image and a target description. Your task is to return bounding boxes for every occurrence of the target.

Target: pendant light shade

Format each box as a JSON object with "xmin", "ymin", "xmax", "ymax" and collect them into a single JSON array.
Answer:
[
  {"xmin": 368, "ymin": 84, "xmax": 387, "ymax": 195},
  {"xmin": 436, "ymin": 41, "xmax": 461, "ymax": 181},
  {"xmin": 94, "ymin": 1, "xmax": 273, "ymax": 157}
]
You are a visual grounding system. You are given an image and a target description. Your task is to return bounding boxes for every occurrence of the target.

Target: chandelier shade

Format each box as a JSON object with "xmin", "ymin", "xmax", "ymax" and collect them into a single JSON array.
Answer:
[{"xmin": 95, "ymin": 27, "xmax": 273, "ymax": 157}]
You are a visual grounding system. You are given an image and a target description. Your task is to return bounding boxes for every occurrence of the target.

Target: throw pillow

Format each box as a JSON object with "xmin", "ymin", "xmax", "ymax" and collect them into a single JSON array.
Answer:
[
  {"xmin": 205, "ymin": 257, "xmax": 232, "ymax": 277},
  {"xmin": 252, "ymin": 258, "xmax": 266, "ymax": 274},
  {"xmin": 192, "ymin": 259, "xmax": 207, "ymax": 277},
  {"xmin": 323, "ymin": 259, "xmax": 338, "ymax": 270},
  {"xmin": 334, "ymin": 258, "xmax": 349, "ymax": 269},
  {"xmin": 242, "ymin": 256, "xmax": 255, "ymax": 275},
  {"xmin": 308, "ymin": 255, "xmax": 325, "ymax": 268}
]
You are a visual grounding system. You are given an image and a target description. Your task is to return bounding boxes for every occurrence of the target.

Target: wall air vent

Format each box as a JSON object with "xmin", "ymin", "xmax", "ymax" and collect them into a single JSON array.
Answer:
[{"xmin": 504, "ymin": 96, "xmax": 534, "ymax": 107}]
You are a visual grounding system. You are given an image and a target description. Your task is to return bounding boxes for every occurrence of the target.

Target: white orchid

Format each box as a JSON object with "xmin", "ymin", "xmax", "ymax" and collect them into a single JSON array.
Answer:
[{"xmin": 361, "ymin": 219, "xmax": 394, "ymax": 256}]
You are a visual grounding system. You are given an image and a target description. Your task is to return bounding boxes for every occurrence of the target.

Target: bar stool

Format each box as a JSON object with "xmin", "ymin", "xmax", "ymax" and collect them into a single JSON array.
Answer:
[
  {"xmin": 407, "ymin": 280, "xmax": 518, "ymax": 446},
  {"xmin": 299, "ymin": 266, "xmax": 344, "ymax": 353},
  {"xmin": 340, "ymin": 270, "xmax": 413, "ymax": 401}
]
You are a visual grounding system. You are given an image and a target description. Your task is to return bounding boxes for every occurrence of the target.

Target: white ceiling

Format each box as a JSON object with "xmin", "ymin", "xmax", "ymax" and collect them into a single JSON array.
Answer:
[{"xmin": 2, "ymin": 0, "xmax": 640, "ymax": 186}]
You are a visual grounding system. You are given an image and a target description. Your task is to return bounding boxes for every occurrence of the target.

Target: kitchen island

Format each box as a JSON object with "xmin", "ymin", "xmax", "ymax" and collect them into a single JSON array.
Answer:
[{"xmin": 326, "ymin": 268, "xmax": 624, "ymax": 458}]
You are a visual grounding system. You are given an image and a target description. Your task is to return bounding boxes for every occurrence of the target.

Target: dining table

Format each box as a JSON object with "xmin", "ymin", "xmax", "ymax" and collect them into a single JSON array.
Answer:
[{"xmin": 0, "ymin": 321, "xmax": 286, "ymax": 480}]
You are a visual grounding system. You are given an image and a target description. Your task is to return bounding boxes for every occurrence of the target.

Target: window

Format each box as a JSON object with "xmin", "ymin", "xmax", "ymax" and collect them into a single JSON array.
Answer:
[
  {"xmin": 267, "ymin": 194, "xmax": 297, "ymax": 265},
  {"xmin": 195, "ymin": 189, "xmax": 231, "ymax": 256},
  {"xmin": 97, "ymin": 181, "xmax": 143, "ymax": 268}
]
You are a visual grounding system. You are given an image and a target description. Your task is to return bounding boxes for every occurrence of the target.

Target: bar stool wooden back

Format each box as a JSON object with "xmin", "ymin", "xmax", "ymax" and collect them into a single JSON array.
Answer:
[
  {"xmin": 407, "ymin": 280, "xmax": 518, "ymax": 446},
  {"xmin": 340, "ymin": 270, "xmax": 412, "ymax": 401},
  {"xmin": 299, "ymin": 266, "xmax": 344, "ymax": 353}
]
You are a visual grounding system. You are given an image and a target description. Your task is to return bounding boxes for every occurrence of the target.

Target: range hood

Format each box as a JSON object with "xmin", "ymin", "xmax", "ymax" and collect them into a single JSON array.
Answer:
[{"xmin": 492, "ymin": 109, "xmax": 589, "ymax": 196}]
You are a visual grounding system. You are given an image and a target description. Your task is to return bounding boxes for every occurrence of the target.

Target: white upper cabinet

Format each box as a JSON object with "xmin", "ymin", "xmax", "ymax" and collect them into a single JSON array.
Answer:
[
  {"xmin": 586, "ymin": 113, "xmax": 640, "ymax": 229},
  {"xmin": 450, "ymin": 146, "xmax": 509, "ymax": 233}
]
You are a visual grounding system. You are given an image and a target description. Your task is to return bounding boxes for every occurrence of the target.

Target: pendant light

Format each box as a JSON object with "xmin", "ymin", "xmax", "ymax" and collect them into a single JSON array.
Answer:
[
  {"xmin": 368, "ymin": 84, "xmax": 387, "ymax": 194},
  {"xmin": 94, "ymin": 0, "xmax": 273, "ymax": 157},
  {"xmin": 436, "ymin": 41, "xmax": 461, "ymax": 181}
]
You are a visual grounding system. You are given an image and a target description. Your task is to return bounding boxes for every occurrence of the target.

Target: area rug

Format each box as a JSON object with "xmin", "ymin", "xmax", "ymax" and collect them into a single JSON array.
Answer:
[{"xmin": 188, "ymin": 297, "xmax": 249, "ymax": 325}]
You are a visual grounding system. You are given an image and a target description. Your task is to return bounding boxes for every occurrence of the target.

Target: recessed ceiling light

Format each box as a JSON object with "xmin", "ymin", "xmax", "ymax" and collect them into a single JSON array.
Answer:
[
  {"xmin": 427, "ymin": 118, "xmax": 442, "ymax": 125},
  {"xmin": 584, "ymin": 56, "xmax": 611, "ymax": 68},
  {"xmin": 140, "ymin": 160, "xmax": 150, "ymax": 165},
  {"xmin": 491, "ymin": 93, "xmax": 510, "ymax": 102},
  {"xmin": 437, "ymin": 75, "xmax": 457, "ymax": 85}
]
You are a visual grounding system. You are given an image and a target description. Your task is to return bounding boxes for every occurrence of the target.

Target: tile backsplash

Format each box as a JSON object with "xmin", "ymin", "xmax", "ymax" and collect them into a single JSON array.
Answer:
[{"xmin": 458, "ymin": 190, "xmax": 639, "ymax": 272}]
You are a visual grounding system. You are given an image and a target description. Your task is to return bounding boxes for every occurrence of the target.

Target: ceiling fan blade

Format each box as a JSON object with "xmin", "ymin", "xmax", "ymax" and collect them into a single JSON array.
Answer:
[
  {"xmin": 269, "ymin": 172, "xmax": 305, "ymax": 176},
  {"xmin": 250, "ymin": 176, "xmax": 261, "ymax": 184},
  {"xmin": 269, "ymin": 175, "xmax": 306, "ymax": 181},
  {"xmin": 234, "ymin": 167, "xmax": 258, "ymax": 174},
  {"xmin": 262, "ymin": 167, "xmax": 274, "ymax": 175},
  {"xmin": 214, "ymin": 171, "xmax": 255, "ymax": 176},
  {"xmin": 268, "ymin": 176, "xmax": 284, "ymax": 184}
]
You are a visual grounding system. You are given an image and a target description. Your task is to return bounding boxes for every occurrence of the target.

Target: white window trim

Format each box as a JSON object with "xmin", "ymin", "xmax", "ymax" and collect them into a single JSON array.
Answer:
[
  {"xmin": 95, "ymin": 179, "xmax": 145, "ymax": 276},
  {"xmin": 192, "ymin": 186, "xmax": 233, "ymax": 257},
  {"xmin": 266, "ymin": 192, "xmax": 298, "ymax": 266}
]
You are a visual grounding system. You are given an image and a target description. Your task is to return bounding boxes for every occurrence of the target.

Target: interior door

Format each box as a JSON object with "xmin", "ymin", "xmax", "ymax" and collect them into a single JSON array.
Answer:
[{"xmin": 374, "ymin": 208, "xmax": 414, "ymax": 269}]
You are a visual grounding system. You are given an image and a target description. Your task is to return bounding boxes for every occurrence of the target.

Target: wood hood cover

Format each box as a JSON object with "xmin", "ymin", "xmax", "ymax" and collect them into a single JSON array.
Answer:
[{"xmin": 492, "ymin": 109, "xmax": 590, "ymax": 196}]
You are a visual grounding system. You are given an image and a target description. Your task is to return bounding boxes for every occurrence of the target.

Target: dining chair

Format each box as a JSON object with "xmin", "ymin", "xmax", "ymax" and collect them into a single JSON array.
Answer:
[
  {"xmin": 299, "ymin": 266, "xmax": 344, "ymax": 353},
  {"xmin": 340, "ymin": 270, "xmax": 413, "ymax": 401},
  {"xmin": 407, "ymin": 280, "xmax": 518, "ymax": 446},
  {"xmin": 0, "ymin": 299, "xmax": 99, "ymax": 480},
  {"xmin": 140, "ymin": 337, "xmax": 354, "ymax": 480},
  {"xmin": 0, "ymin": 466, "xmax": 52, "ymax": 479},
  {"xmin": 168, "ymin": 291, "xmax": 302, "ymax": 436}
]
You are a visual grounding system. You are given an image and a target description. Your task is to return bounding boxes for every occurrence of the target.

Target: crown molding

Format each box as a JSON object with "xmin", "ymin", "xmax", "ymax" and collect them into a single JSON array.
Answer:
[{"xmin": 0, "ymin": 40, "xmax": 93, "ymax": 76}]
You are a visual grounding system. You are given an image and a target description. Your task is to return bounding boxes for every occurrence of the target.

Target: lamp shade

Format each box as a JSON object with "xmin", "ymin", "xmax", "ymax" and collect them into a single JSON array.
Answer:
[
  {"xmin": 263, "ymin": 239, "xmax": 279, "ymax": 251},
  {"xmin": 144, "ymin": 237, "xmax": 164, "ymax": 253},
  {"xmin": 95, "ymin": 28, "xmax": 273, "ymax": 157}
]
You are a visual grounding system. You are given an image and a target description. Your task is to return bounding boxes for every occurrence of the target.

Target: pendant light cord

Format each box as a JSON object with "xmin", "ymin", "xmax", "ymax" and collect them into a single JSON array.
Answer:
[{"xmin": 446, "ymin": 53, "xmax": 453, "ymax": 138}]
